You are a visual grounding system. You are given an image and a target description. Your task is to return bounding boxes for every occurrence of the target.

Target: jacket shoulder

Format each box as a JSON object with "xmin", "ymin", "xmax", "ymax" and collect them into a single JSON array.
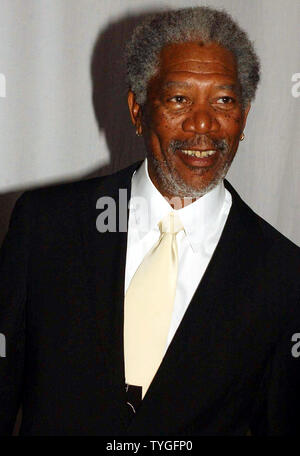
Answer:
[
  {"xmin": 16, "ymin": 161, "xmax": 142, "ymax": 209},
  {"xmin": 225, "ymin": 179, "xmax": 299, "ymax": 253}
]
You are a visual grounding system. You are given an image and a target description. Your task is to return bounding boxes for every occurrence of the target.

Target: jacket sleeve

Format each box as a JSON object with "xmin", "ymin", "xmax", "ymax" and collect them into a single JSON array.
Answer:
[
  {"xmin": 0, "ymin": 192, "xmax": 36, "ymax": 435},
  {"xmin": 250, "ymin": 303, "xmax": 300, "ymax": 436}
]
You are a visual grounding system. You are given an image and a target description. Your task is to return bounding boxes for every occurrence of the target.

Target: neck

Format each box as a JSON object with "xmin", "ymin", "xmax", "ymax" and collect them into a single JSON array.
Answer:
[{"xmin": 163, "ymin": 195, "xmax": 198, "ymax": 210}]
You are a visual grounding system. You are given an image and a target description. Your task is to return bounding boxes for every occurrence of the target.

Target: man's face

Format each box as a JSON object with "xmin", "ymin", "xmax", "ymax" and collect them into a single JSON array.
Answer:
[{"xmin": 128, "ymin": 41, "xmax": 250, "ymax": 199}]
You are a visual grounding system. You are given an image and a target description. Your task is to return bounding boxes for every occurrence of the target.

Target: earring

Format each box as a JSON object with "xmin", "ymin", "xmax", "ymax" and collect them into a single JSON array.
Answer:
[{"xmin": 240, "ymin": 132, "xmax": 245, "ymax": 141}]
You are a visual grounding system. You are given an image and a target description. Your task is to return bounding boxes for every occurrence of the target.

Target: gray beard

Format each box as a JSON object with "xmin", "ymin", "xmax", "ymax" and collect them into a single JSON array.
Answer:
[{"xmin": 148, "ymin": 138, "xmax": 232, "ymax": 199}]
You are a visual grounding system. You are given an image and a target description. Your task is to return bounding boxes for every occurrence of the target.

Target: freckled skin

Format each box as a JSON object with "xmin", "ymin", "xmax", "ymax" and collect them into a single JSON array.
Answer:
[{"xmin": 128, "ymin": 41, "xmax": 251, "ymax": 203}]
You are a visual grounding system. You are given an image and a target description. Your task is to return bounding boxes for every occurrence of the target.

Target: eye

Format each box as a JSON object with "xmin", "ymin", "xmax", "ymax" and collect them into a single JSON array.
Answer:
[
  {"xmin": 169, "ymin": 95, "xmax": 188, "ymax": 103},
  {"xmin": 216, "ymin": 96, "xmax": 235, "ymax": 104}
]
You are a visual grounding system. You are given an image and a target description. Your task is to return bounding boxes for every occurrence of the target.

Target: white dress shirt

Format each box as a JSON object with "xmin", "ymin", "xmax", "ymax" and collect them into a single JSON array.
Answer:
[{"xmin": 124, "ymin": 159, "xmax": 232, "ymax": 351}]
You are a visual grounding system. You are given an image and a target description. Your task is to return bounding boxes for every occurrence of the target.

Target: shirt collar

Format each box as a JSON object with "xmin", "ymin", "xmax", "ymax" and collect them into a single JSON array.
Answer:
[{"xmin": 129, "ymin": 158, "xmax": 229, "ymax": 253}]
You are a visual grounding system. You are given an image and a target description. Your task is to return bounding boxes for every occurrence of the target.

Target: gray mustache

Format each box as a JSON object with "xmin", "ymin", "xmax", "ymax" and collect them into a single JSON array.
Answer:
[{"xmin": 169, "ymin": 137, "xmax": 229, "ymax": 153}]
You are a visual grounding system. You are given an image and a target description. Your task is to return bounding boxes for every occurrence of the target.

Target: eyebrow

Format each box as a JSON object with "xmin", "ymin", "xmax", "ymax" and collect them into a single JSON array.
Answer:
[
  {"xmin": 216, "ymin": 84, "xmax": 238, "ymax": 91},
  {"xmin": 161, "ymin": 81, "xmax": 239, "ymax": 91},
  {"xmin": 161, "ymin": 81, "xmax": 192, "ymax": 89}
]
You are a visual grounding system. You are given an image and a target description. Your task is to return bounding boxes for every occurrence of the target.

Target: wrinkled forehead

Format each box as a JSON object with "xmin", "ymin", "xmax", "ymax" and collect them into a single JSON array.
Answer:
[{"xmin": 155, "ymin": 41, "xmax": 238, "ymax": 78}]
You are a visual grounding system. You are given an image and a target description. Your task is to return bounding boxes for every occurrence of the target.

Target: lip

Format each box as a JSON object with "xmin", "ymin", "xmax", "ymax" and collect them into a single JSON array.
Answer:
[
  {"xmin": 181, "ymin": 148, "xmax": 215, "ymax": 152},
  {"xmin": 177, "ymin": 148, "xmax": 218, "ymax": 168}
]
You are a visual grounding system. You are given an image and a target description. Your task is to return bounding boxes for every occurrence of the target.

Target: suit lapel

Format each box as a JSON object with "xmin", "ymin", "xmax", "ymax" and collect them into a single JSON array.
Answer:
[{"xmin": 76, "ymin": 162, "xmax": 142, "ymax": 431}]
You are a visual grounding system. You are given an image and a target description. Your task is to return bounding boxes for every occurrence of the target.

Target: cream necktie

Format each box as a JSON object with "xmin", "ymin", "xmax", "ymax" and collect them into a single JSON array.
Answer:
[{"xmin": 124, "ymin": 212, "xmax": 184, "ymax": 399}]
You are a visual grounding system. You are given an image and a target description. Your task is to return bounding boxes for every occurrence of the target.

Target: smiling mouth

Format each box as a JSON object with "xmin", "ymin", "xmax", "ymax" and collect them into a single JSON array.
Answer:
[
  {"xmin": 176, "ymin": 148, "xmax": 219, "ymax": 170},
  {"xmin": 180, "ymin": 149, "xmax": 217, "ymax": 158}
]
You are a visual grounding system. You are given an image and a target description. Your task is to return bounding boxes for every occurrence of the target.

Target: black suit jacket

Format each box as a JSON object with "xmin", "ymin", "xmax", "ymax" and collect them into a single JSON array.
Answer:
[{"xmin": 0, "ymin": 161, "xmax": 299, "ymax": 435}]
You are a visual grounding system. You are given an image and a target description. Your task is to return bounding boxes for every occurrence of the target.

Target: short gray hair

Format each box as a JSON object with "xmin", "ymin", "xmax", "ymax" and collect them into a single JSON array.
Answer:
[{"xmin": 125, "ymin": 7, "xmax": 260, "ymax": 109}]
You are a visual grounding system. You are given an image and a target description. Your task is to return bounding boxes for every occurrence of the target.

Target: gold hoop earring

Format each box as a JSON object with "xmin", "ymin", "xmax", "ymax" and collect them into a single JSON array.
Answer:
[{"xmin": 240, "ymin": 132, "xmax": 245, "ymax": 141}]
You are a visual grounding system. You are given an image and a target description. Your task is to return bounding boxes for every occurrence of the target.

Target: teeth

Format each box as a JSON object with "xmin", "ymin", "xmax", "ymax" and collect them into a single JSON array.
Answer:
[{"xmin": 181, "ymin": 149, "xmax": 216, "ymax": 158}]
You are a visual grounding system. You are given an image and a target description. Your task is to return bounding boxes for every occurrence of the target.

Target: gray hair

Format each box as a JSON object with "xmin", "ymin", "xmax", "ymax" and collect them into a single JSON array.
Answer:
[{"xmin": 125, "ymin": 6, "xmax": 260, "ymax": 109}]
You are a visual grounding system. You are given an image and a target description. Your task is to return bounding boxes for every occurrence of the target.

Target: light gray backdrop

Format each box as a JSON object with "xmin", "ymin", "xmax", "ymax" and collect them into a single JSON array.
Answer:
[{"xmin": 0, "ymin": 0, "xmax": 299, "ymax": 245}]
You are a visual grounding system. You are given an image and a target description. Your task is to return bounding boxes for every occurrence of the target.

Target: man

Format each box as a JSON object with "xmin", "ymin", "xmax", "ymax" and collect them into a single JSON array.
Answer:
[{"xmin": 0, "ymin": 6, "xmax": 299, "ymax": 435}]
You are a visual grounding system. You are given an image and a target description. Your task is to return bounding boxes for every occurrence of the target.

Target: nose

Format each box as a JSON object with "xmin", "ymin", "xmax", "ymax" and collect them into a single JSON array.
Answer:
[{"xmin": 182, "ymin": 107, "xmax": 219, "ymax": 134}]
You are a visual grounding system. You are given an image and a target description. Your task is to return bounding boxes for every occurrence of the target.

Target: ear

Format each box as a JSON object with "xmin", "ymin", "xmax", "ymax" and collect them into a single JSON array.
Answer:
[
  {"xmin": 241, "ymin": 103, "xmax": 251, "ymax": 131},
  {"xmin": 127, "ymin": 90, "xmax": 143, "ymax": 135}
]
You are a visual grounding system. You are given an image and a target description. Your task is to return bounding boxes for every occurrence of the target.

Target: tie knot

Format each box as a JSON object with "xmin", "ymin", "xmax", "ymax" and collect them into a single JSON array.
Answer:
[{"xmin": 159, "ymin": 212, "xmax": 184, "ymax": 235}]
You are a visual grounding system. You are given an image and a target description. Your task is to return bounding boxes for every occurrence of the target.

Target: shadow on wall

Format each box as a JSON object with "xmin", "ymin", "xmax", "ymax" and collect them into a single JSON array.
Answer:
[
  {"xmin": 89, "ymin": 10, "xmax": 156, "ymax": 178},
  {"xmin": 0, "ymin": 9, "xmax": 162, "ymax": 436},
  {"xmin": 0, "ymin": 9, "xmax": 161, "ymax": 248}
]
